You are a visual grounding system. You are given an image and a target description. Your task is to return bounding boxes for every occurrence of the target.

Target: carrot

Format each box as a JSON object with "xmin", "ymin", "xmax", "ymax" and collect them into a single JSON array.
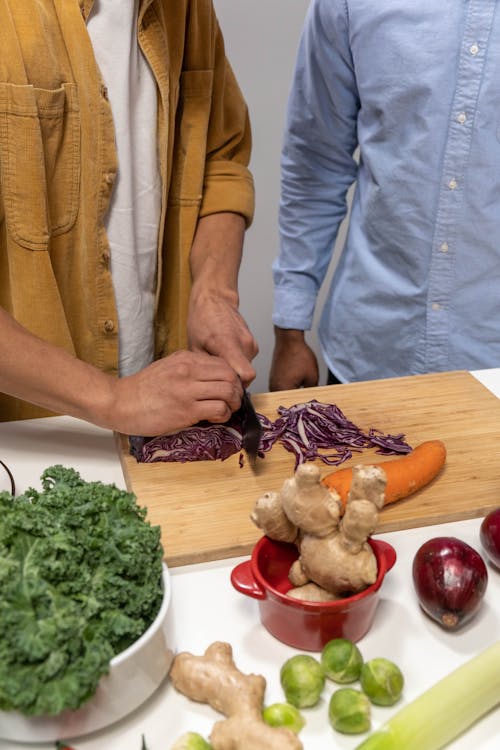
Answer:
[{"xmin": 321, "ymin": 439, "xmax": 447, "ymax": 507}]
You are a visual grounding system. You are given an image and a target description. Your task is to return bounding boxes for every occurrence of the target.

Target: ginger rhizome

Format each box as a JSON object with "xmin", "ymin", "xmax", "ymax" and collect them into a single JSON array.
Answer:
[
  {"xmin": 251, "ymin": 462, "xmax": 386, "ymax": 599},
  {"xmin": 170, "ymin": 641, "xmax": 303, "ymax": 750}
]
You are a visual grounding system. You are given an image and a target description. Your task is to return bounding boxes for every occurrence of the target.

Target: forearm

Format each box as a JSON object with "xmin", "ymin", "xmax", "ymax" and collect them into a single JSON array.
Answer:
[
  {"xmin": 0, "ymin": 307, "xmax": 245, "ymax": 435},
  {"xmin": 0, "ymin": 307, "xmax": 115, "ymax": 426},
  {"xmin": 190, "ymin": 212, "xmax": 245, "ymax": 303}
]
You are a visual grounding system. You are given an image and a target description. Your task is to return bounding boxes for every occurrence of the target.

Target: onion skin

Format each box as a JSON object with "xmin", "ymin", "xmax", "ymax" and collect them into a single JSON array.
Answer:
[
  {"xmin": 480, "ymin": 508, "xmax": 500, "ymax": 568},
  {"xmin": 412, "ymin": 537, "xmax": 488, "ymax": 630}
]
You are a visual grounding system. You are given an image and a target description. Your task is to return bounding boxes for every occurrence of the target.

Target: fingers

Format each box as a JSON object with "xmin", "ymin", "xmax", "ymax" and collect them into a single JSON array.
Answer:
[
  {"xmin": 110, "ymin": 350, "xmax": 245, "ymax": 436},
  {"xmin": 187, "ymin": 296, "xmax": 259, "ymax": 386},
  {"xmin": 225, "ymin": 346, "xmax": 258, "ymax": 388},
  {"xmin": 192, "ymin": 399, "xmax": 239, "ymax": 425},
  {"xmin": 195, "ymin": 324, "xmax": 259, "ymax": 386}
]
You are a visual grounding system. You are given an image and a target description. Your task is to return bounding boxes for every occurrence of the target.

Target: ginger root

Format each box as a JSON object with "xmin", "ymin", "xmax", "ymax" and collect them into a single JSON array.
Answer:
[
  {"xmin": 170, "ymin": 641, "xmax": 303, "ymax": 750},
  {"xmin": 250, "ymin": 491, "xmax": 297, "ymax": 543},
  {"xmin": 251, "ymin": 463, "xmax": 386, "ymax": 599},
  {"xmin": 286, "ymin": 582, "xmax": 339, "ymax": 602},
  {"xmin": 278, "ymin": 462, "xmax": 342, "ymax": 536}
]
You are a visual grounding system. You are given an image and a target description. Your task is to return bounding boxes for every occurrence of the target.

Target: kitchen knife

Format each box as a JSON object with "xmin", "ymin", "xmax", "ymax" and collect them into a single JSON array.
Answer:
[{"xmin": 240, "ymin": 389, "xmax": 263, "ymax": 465}]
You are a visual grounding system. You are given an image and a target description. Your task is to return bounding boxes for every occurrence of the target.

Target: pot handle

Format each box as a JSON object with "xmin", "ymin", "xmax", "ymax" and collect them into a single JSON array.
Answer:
[
  {"xmin": 376, "ymin": 539, "xmax": 397, "ymax": 572},
  {"xmin": 230, "ymin": 560, "xmax": 266, "ymax": 600}
]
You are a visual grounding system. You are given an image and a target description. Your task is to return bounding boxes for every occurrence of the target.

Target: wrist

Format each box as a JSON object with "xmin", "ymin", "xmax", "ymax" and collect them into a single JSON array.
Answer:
[
  {"xmin": 274, "ymin": 327, "xmax": 306, "ymax": 345},
  {"xmin": 190, "ymin": 282, "xmax": 239, "ymax": 312},
  {"xmin": 71, "ymin": 369, "xmax": 121, "ymax": 431}
]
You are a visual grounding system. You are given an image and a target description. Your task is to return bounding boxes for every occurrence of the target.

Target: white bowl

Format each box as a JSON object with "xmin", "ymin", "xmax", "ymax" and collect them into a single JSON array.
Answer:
[{"xmin": 0, "ymin": 563, "xmax": 175, "ymax": 743}]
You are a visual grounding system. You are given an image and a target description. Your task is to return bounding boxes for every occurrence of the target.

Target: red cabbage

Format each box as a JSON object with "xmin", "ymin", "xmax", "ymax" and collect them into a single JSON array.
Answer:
[{"xmin": 130, "ymin": 399, "xmax": 411, "ymax": 468}]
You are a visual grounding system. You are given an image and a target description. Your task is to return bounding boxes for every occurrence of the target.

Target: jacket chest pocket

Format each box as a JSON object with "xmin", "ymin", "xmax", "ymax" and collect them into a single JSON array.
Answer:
[
  {"xmin": 0, "ymin": 82, "xmax": 80, "ymax": 251},
  {"xmin": 170, "ymin": 70, "xmax": 214, "ymax": 202}
]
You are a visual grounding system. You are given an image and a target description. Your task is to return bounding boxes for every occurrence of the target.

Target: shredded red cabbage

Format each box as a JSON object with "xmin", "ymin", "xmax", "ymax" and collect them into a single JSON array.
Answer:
[
  {"xmin": 270, "ymin": 401, "xmax": 411, "ymax": 467},
  {"xmin": 129, "ymin": 420, "xmax": 243, "ymax": 464},
  {"xmin": 130, "ymin": 399, "xmax": 411, "ymax": 468}
]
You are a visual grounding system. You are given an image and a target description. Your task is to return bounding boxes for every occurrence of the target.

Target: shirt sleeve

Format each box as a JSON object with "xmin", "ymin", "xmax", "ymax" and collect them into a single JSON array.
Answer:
[
  {"xmin": 273, "ymin": 0, "xmax": 360, "ymax": 330},
  {"xmin": 199, "ymin": 15, "xmax": 255, "ymax": 228}
]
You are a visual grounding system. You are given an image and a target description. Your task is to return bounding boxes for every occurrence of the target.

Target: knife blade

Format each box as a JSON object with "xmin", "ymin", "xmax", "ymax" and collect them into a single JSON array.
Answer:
[{"xmin": 240, "ymin": 389, "xmax": 262, "ymax": 465}]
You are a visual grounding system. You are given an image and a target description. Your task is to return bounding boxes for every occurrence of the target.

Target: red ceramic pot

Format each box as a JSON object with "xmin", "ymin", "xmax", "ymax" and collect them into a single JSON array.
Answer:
[{"xmin": 231, "ymin": 536, "xmax": 396, "ymax": 651}]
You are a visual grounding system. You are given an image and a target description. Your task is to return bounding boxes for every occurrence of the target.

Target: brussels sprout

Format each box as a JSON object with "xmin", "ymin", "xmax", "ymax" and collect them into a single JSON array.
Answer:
[
  {"xmin": 262, "ymin": 702, "xmax": 306, "ymax": 733},
  {"xmin": 360, "ymin": 657, "xmax": 404, "ymax": 706},
  {"xmin": 328, "ymin": 687, "xmax": 371, "ymax": 734},
  {"xmin": 280, "ymin": 654, "xmax": 325, "ymax": 708},
  {"xmin": 321, "ymin": 638, "xmax": 364, "ymax": 683},
  {"xmin": 170, "ymin": 732, "xmax": 213, "ymax": 750}
]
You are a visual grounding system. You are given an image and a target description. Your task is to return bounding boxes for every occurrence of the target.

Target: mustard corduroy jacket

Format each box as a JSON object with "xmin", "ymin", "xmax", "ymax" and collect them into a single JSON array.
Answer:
[{"xmin": 0, "ymin": 0, "xmax": 255, "ymax": 421}]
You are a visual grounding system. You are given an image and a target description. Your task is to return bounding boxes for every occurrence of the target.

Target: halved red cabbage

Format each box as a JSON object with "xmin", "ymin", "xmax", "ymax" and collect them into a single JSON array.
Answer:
[{"xmin": 130, "ymin": 399, "xmax": 411, "ymax": 468}]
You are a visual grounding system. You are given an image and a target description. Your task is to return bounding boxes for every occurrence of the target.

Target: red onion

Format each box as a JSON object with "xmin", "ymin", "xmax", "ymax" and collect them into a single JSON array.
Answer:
[
  {"xmin": 479, "ymin": 508, "xmax": 500, "ymax": 568},
  {"xmin": 412, "ymin": 537, "xmax": 488, "ymax": 630},
  {"xmin": 130, "ymin": 399, "xmax": 411, "ymax": 467}
]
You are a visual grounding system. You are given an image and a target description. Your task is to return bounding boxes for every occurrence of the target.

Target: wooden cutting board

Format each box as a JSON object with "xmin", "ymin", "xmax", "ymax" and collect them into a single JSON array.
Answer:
[{"xmin": 116, "ymin": 370, "xmax": 500, "ymax": 567}]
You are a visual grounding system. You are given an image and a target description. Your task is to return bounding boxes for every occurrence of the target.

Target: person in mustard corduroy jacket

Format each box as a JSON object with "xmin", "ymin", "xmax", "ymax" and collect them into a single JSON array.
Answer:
[{"xmin": 0, "ymin": 0, "xmax": 257, "ymax": 435}]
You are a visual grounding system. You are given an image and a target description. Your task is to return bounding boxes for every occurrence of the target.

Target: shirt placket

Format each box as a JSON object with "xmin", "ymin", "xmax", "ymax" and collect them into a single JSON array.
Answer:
[
  {"xmin": 425, "ymin": 0, "xmax": 496, "ymax": 370},
  {"xmin": 94, "ymin": 76, "xmax": 120, "ymax": 371},
  {"xmin": 57, "ymin": 0, "xmax": 120, "ymax": 373}
]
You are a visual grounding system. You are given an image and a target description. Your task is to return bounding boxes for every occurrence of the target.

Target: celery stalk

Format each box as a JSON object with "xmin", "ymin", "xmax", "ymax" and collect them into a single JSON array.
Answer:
[{"xmin": 354, "ymin": 641, "xmax": 500, "ymax": 750}]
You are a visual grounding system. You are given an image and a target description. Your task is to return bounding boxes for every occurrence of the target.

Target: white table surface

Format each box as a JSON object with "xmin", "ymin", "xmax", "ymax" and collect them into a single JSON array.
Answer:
[{"xmin": 1, "ymin": 370, "xmax": 499, "ymax": 750}]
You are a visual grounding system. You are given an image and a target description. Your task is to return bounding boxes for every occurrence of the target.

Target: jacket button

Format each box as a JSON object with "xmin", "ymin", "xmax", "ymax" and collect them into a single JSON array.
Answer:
[{"xmin": 103, "ymin": 319, "xmax": 115, "ymax": 333}]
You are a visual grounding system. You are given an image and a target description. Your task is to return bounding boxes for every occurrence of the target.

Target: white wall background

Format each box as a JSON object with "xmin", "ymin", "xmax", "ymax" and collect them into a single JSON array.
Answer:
[
  {"xmin": 213, "ymin": 0, "xmax": 351, "ymax": 393},
  {"xmin": 212, "ymin": 0, "xmax": 319, "ymax": 393}
]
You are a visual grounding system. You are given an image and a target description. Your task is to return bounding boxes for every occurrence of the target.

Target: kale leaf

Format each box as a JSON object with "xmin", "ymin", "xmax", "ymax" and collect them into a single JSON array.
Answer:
[{"xmin": 0, "ymin": 465, "xmax": 164, "ymax": 716}]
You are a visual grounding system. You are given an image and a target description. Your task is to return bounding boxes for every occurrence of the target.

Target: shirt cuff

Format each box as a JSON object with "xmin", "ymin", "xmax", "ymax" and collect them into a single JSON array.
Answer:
[{"xmin": 272, "ymin": 286, "xmax": 317, "ymax": 330}]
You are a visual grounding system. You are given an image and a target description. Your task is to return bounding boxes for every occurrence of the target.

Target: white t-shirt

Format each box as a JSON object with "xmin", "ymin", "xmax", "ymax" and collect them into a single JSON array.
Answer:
[{"xmin": 87, "ymin": 0, "xmax": 161, "ymax": 377}]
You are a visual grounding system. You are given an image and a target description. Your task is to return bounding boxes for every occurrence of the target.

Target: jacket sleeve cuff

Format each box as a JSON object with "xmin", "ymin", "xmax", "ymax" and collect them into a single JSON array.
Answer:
[{"xmin": 200, "ymin": 161, "xmax": 255, "ymax": 228}]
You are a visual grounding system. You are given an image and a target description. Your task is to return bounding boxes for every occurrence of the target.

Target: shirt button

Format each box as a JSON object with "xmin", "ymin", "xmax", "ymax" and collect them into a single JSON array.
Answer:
[
  {"xmin": 440, "ymin": 242, "xmax": 449, "ymax": 252},
  {"xmin": 457, "ymin": 112, "xmax": 467, "ymax": 124},
  {"xmin": 469, "ymin": 43, "xmax": 479, "ymax": 56},
  {"xmin": 431, "ymin": 303, "xmax": 442, "ymax": 311},
  {"xmin": 448, "ymin": 178, "xmax": 458, "ymax": 190},
  {"xmin": 100, "ymin": 83, "xmax": 109, "ymax": 100},
  {"xmin": 103, "ymin": 319, "xmax": 115, "ymax": 333},
  {"xmin": 104, "ymin": 173, "xmax": 115, "ymax": 185},
  {"xmin": 100, "ymin": 250, "xmax": 110, "ymax": 265}
]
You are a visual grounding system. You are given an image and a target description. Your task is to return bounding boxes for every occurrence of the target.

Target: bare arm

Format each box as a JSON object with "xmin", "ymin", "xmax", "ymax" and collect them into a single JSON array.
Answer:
[
  {"xmin": 188, "ymin": 212, "xmax": 258, "ymax": 387},
  {"xmin": 0, "ymin": 214, "xmax": 255, "ymax": 433},
  {"xmin": 269, "ymin": 327, "xmax": 319, "ymax": 391},
  {"xmin": 0, "ymin": 306, "xmax": 242, "ymax": 435}
]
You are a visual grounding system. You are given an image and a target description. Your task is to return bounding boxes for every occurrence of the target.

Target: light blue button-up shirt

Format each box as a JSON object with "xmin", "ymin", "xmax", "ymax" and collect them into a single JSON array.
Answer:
[{"xmin": 273, "ymin": 0, "xmax": 500, "ymax": 382}]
